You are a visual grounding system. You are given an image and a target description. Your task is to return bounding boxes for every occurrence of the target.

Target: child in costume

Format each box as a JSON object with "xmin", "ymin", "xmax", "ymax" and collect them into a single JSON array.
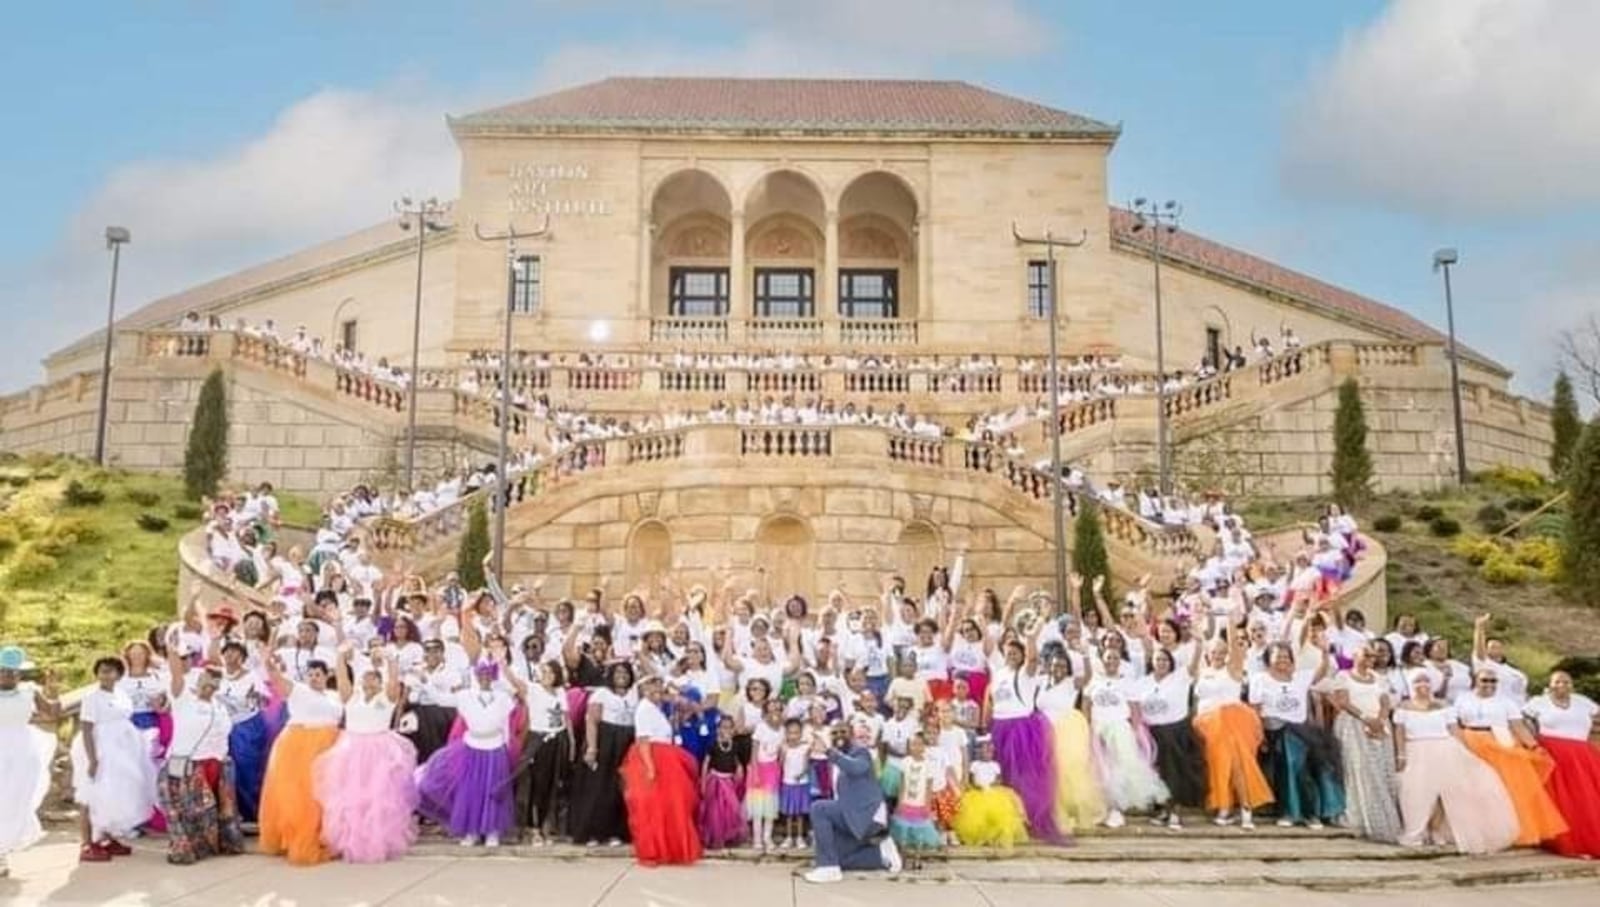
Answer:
[{"xmin": 954, "ymin": 736, "xmax": 1029, "ymax": 848}]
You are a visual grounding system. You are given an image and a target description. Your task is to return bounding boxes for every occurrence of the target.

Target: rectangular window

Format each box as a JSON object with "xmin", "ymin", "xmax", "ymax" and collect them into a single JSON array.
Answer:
[
  {"xmin": 754, "ymin": 267, "xmax": 815, "ymax": 318},
  {"xmin": 1205, "ymin": 326, "xmax": 1223, "ymax": 369},
  {"xmin": 511, "ymin": 255, "xmax": 541, "ymax": 314},
  {"xmin": 340, "ymin": 319, "xmax": 358, "ymax": 352},
  {"xmin": 839, "ymin": 269, "xmax": 899, "ymax": 319},
  {"xmin": 669, "ymin": 267, "xmax": 730, "ymax": 317},
  {"xmin": 1027, "ymin": 259, "xmax": 1053, "ymax": 319}
]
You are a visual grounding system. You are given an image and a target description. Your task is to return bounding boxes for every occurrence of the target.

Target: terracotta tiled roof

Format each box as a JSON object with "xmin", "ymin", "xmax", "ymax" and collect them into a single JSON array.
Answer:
[
  {"xmin": 452, "ymin": 78, "xmax": 1117, "ymax": 138},
  {"xmin": 1108, "ymin": 208, "xmax": 1503, "ymax": 373}
]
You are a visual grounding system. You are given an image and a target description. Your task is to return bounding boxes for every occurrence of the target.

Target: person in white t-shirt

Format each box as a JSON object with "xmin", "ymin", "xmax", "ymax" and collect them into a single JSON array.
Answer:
[
  {"xmin": 160, "ymin": 636, "xmax": 242, "ymax": 863},
  {"xmin": 1084, "ymin": 647, "xmax": 1169, "ymax": 828},
  {"xmin": 415, "ymin": 659, "xmax": 525, "ymax": 848},
  {"xmin": 1522, "ymin": 669, "xmax": 1600, "ymax": 856},
  {"xmin": 1248, "ymin": 642, "xmax": 1341, "ymax": 828}
]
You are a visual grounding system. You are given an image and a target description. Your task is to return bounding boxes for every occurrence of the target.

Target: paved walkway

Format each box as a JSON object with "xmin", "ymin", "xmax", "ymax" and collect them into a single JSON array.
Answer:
[{"xmin": 3, "ymin": 837, "xmax": 1598, "ymax": 907}]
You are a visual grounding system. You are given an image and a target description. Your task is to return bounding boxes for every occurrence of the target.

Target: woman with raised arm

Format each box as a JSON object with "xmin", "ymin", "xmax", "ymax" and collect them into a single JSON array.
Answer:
[
  {"xmin": 313, "ymin": 645, "xmax": 418, "ymax": 862},
  {"xmin": 1137, "ymin": 643, "xmax": 1204, "ymax": 828},
  {"xmin": 984, "ymin": 614, "xmax": 1063, "ymax": 843},
  {"xmin": 215, "ymin": 640, "xmax": 271, "ymax": 826},
  {"xmin": 1084, "ymin": 644, "xmax": 1169, "ymax": 829},
  {"xmin": 1193, "ymin": 623, "xmax": 1274, "ymax": 829},
  {"xmin": 1523, "ymin": 670, "xmax": 1600, "ymax": 858},
  {"xmin": 1392, "ymin": 670, "xmax": 1518, "ymax": 853},
  {"xmin": 1454, "ymin": 666, "xmax": 1568, "ymax": 847},
  {"xmin": 70, "ymin": 654, "xmax": 156, "ymax": 863},
  {"xmin": 157, "ymin": 630, "xmax": 242, "ymax": 864},
  {"xmin": 1472, "ymin": 613, "xmax": 1529, "ymax": 706},
  {"xmin": 258, "ymin": 650, "xmax": 342, "ymax": 865},
  {"xmin": 1329, "ymin": 641, "xmax": 1402, "ymax": 843},
  {"xmin": 415, "ymin": 649, "xmax": 525, "ymax": 849},
  {"xmin": 1036, "ymin": 618, "xmax": 1104, "ymax": 833},
  {"xmin": 0, "ymin": 648, "xmax": 60, "ymax": 877}
]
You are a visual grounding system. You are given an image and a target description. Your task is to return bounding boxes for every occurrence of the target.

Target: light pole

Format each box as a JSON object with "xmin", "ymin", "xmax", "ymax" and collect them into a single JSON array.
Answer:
[
  {"xmin": 1433, "ymin": 247, "xmax": 1469, "ymax": 485},
  {"xmin": 1012, "ymin": 223, "xmax": 1087, "ymax": 608},
  {"xmin": 474, "ymin": 217, "xmax": 551, "ymax": 578},
  {"xmin": 396, "ymin": 197, "xmax": 450, "ymax": 493},
  {"xmin": 1129, "ymin": 198, "xmax": 1182, "ymax": 496},
  {"xmin": 93, "ymin": 226, "xmax": 131, "ymax": 466}
]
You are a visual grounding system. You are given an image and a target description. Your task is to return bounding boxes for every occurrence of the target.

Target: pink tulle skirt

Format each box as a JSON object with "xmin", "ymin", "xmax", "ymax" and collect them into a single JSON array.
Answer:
[{"xmin": 313, "ymin": 731, "xmax": 420, "ymax": 863}]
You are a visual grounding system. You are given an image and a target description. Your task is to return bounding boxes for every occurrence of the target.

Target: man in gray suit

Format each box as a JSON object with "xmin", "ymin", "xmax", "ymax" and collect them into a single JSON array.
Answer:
[{"xmin": 803, "ymin": 721, "xmax": 903, "ymax": 884}]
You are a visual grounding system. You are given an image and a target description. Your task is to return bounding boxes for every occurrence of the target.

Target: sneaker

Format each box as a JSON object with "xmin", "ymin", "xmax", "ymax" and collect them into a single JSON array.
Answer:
[
  {"xmin": 79, "ymin": 843, "xmax": 112, "ymax": 864},
  {"xmin": 802, "ymin": 867, "xmax": 844, "ymax": 885},
  {"xmin": 485, "ymin": 835, "xmax": 501, "ymax": 848},
  {"xmin": 1306, "ymin": 819, "xmax": 1324, "ymax": 831},
  {"xmin": 1276, "ymin": 819, "xmax": 1294, "ymax": 828},
  {"xmin": 1240, "ymin": 810, "xmax": 1256, "ymax": 831},
  {"xmin": 1213, "ymin": 811, "xmax": 1234, "ymax": 827},
  {"xmin": 102, "ymin": 839, "xmax": 133, "ymax": 857},
  {"xmin": 606, "ymin": 838, "xmax": 623, "ymax": 848},
  {"xmin": 584, "ymin": 840, "xmax": 597, "ymax": 848},
  {"xmin": 1105, "ymin": 809, "xmax": 1126, "ymax": 829},
  {"xmin": 460, "ymin": 836, "xmax": 479, "ymax": 847},
  {"xmin": 880, "ymin": 836, "xmax": 903, "ymax": 875},
  {"xmin": 1166, "ymin": 814, "xmax": 1183, "ymax": 830},
  {"xmin": 1148, "ymin": 814, "xmax": 1166, "ymax": 827}
]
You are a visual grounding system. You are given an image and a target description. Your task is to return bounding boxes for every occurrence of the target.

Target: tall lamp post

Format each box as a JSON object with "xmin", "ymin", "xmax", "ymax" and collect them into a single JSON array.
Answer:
[
  {"xmin": 93, "ymin": 226, "xmax": 131, "ymax": 466},
  {"xmin": 474, "ymin": 217, "xmax": 550, "ymax": 578},
  {"xmin": 1129, "ymin": 198, "xmax": 1182, "ymax": 496},
  {"xmin": 1011, "ymin": 223, "xmax": 1087, "ymax": 608},
  {"xmin": 1432, "ymin": 247, "xmax": 1469, "ymax": 485},
  {"xmin": 396, "ymin": 197, "xmax": 450, "ymax": 493}
]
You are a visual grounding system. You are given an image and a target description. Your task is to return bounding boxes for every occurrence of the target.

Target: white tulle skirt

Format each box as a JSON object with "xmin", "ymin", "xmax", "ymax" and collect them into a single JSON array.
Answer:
[
  {"xmin": 71, "ymin": 718, "xmax": 158, "ymax": 839},
  {"xmin": 1090, "ymin": 720, "xmax": 1170, "ymax": 812},
  {"xmin": 0, "ymin": 723, "xmax": 56, "ymax": 854}
]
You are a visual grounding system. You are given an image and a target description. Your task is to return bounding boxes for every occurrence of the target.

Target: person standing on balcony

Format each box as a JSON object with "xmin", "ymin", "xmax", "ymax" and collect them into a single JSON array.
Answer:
[{"xmin": 0, "ymin": 647, "xmax": 58, "ymax": 878}]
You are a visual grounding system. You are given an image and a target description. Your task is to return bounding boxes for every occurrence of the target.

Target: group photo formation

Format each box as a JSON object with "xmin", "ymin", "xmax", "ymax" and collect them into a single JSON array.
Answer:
[{"xmin": 4, "ymin": 5, "xmax": 1600, "ymax": 904}]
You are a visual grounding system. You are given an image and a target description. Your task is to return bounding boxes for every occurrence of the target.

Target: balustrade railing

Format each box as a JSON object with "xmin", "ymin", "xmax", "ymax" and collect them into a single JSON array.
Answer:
[
  {"xmin": 1353, "ymin": 342, "xmax": 1421, "ymax": 368},
  {"xmin": 749, "ymin": 318, "xmax": 824, "ymax": 347},
  {"xmin": 839, "ymin": 319, "xmax": 918, "ymax": 346},
  {"xmin": 660, "ymin": 370, "xmax": 727, "ymax": 393},
  {"xmin": 931, "ymin": 372, "xmax": 1002, "ymax": 394},
  {"xmin": 568, "ymin": 368, "xmax": 638, "ymax": 392},
  {"xmin": 650, "ymin": 317, "xmax": 730, "ymax": 345},
  {"xmin": 144, "ymin": 331, "xmax": 211, "ymax": 359},
  {"xmin": 845, "ymin": 371, "xmax": 910, "ymax": 394},
  {"xmin": 335, "ymin": 369, "xmax": 406, "ymax": 411},
  {"xmin": 235, "ymin": 334, "xmax": 307, "ymax": 378},
  {"xmin": 1163, "ymin": 375, "xmax": 1234, "ymax": 418},
  {"xmin": 627, "ymin": 431, "xmax": 686, "ymax": 464},
  {"xmin": 1052, "ymin": 397, "xmax": 1118, "ymax": 439},
  {"xmin": 749, "ymin": 370, "xmax": 821, "ymax": 394},
  {"xmin": 452, "ymin": 391, "xmax": 532, "ymax": 436},
  {"xmin": 888, "ymin": 434, "xmax": 944, "ymax": 466},
  {"xmin": 741, "ymin": 426, "xmax": 832, "ymax": 457}
]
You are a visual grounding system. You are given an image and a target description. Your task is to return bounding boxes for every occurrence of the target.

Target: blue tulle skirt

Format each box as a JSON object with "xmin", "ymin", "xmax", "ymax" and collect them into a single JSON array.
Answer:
[{"xmin": 229, "ymin": 713, "xmax": 272, "ymax": 823}]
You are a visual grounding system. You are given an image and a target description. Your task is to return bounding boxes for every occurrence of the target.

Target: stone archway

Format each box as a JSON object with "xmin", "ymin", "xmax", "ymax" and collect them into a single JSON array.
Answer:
[
  {"xmin": 838, "ymin": 171, "xmax": 920, "ymax": 320},
  {"xmin": 755, "ymin": 514, "xmax": 816, "ymax": 606},
  {"xmin": 650, "ymin": 170, "xmax": 734, "ymax": 320},
  {"xmin": 896, "ymin": 521, "xmax": 944, "ymax": 598},
  {"xmin": 626, "ymin": 520, "xmax": 674, "ymax": 594}
]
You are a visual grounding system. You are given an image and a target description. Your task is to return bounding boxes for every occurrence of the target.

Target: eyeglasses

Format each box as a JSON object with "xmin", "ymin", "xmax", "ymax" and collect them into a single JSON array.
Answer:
[{"xmin": 1478, "ymin": 679, "xmax": 1499, "ymax": 685}]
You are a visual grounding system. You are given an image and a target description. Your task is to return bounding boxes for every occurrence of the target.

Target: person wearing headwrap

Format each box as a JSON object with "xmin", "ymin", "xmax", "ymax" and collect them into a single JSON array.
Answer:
[{"xmin": 415, "ymin": 658, "xmax": 526, "ymax": 848}]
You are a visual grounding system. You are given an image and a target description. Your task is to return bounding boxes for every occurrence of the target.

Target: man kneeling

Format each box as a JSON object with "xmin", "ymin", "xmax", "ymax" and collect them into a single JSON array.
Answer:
[{"xmin": 803, "ymin": 721, "xmax": 902, "ymax": 884}]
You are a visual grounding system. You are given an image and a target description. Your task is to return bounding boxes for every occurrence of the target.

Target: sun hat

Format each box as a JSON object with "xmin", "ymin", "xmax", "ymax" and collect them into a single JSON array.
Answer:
[{"xmin": 0, "ymin": 646, "xmax": 31, "ymax": 671}]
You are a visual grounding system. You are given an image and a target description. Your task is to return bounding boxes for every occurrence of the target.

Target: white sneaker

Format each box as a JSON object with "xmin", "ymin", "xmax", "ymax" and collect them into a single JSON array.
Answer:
[
  {"xmin": 1306, "ymin": 819, "xmax": 1324, "ymax": 831},
  {"xmin": 1240, "ymin": 809, "xmax": 1256, "ymax": 831},
  {"xmin": 459, "ymin": 836, "xmax": 478, "ymax": 847},
  {"xmin": 1213, "ymin": 811, "xmax": 1234, "ymax": 827},
  {"xmin": 1166, "ymin": 814, "xmax": 1183, "ymax": 830},
  {"xmin": 880, "ymin": 836, "xmax": 903, "ymax": 875},
  {"xmin": 803, "ymin": 867, "xmax": 844, "ymax": 884},
  {"xmin": 1105, "ymin": 809, "xmax": 1126, "ymax": 829},
  {"xmin": 607, "ymin": 838, "xmax": 624, "ymax": 848},
  {"xmin": 1276, "ymin": 818, "xmax": 1294, "ymax": 828},
  {"xmin": 485, "ymin": 835, "xmax": 501, "ymax": 848}
]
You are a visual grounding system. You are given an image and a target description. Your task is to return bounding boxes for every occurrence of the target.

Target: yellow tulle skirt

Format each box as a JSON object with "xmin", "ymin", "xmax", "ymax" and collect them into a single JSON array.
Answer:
[
  {"xmin": 1459, "ymin": 729, "xmax": 1568, "ymax": 847},
  {"xmin": 1193, "ymin": 703, "xmax": 1275, "ymax": 813},
  {"xmin": 954, "ymin": 785, "xmax": 1029, "ymax": 848},
  {"xmin": 260, "ymin": 725, "xmax": 340, "ymax": 866},
  {"xmin": 1049, "ymin": 709, "xmax": 1106, "ymax": 831}
]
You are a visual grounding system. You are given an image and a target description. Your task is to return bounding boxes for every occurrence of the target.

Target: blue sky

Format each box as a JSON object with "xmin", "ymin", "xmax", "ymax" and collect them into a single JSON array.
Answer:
[{"xmin": 2, "ymin": 0, "xmax": 1595, "ymax": 398}]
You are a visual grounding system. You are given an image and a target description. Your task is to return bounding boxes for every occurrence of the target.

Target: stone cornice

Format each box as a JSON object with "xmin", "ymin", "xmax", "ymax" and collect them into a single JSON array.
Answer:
[{"xmin": 448, "ymin": 120, "xmax": 1119, "ymax": 145}]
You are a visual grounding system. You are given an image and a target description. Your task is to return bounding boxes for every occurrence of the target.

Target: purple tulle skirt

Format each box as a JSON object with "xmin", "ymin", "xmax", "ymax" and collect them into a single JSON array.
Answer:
[
  {"xmin": 779, "ymin": 782, "xmax": 812, "ymax": 817},
  {"xmin": 993, "ymin": 711, "xmax": 1064, "ymax": 843},
  {"xmin": 416, "ymin": 740, "xmax": 514, "ymax": 839},
  {"xmin": 698, "ymin": 770, "xmax": 746, "ymax": 849}
]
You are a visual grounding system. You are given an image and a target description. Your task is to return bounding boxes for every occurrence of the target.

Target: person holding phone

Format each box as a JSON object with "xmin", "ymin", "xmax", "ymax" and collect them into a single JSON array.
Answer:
[
  {"xmin": 803, "ymin": 720, "xmax": 902, "ymax": 884},
  {"xmin": 158, "ymin": 631, "xmax": 242, "ymax": 865}
]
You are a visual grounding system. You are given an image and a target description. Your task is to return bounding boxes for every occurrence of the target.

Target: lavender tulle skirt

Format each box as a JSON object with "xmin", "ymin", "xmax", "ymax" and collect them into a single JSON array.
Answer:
[
  {"xmin": 992, "ymin": 711, "xmax": 1063, "ymax": 843},
  {"xmin": 416, "ymin": 740, "xmax": 514, "ymax": 839}
]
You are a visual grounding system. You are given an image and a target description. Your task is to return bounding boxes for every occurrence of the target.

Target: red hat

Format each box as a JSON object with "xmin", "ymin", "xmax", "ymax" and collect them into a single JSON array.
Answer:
[{"xmin": 208, "ymin": 606, "xmax": 239, "ymax": 626}]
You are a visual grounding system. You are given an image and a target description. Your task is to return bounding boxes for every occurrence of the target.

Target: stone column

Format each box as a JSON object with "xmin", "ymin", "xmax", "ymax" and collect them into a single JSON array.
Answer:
[
  {"xmin": 823, "ymin": 209, "xmax": 840, "ymax": 342},
  {"xmin": 637, "ymin": 217, "xmax": 655, "ymax": 322},
  {"xmin": 729, "ymin": 209, "xmax": 747, "ymax": 341},
  {"xmin": 915, "ymin": 214, "xmax": 930, "ymax": 329}
]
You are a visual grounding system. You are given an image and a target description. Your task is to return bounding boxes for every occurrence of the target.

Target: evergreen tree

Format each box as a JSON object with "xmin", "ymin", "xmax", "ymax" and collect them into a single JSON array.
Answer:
[
  {"xmin": 1072, "ymin": 496, "xmax": 1111, "ymax": 606},
  {"xmin": 1550, "ymin": 371, "xmax": 1582, "ymax": 478},
  {"xmin": 1562, "ymin": 417, "xmax": 1600, "ymax": 607},
  {"xmin": 183, "ymin": 369, "xmax": 229, "ymax": 499},
  {"xmin": 457, "ymin": 496, "xmax": 491, "ymax": 590},
  {"xmin": 1330, "ymin": 378, "xmax": 1374, "ymax": 510}
]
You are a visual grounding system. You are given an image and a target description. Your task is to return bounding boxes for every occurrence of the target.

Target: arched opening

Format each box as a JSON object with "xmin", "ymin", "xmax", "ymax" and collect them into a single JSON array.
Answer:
[
  {"xmin": 329, "ymin": 297, "xmax": 360, "ymax": 356},
  {"xmin": 650, "ymin": 170, "xmax": 733, "ymax": 320},
  {"xmin": 755, "ymin": 514, "xmax": 816, "ymax": 606},
  {"xmin": 838, "ymin": 172, "xmax": 919, "ymax": 320},
  {"xmin": 626, "ymin": 520, "xmax": 674, "ymax": 593},
  {"xmin": 896, "ymin": 521, "xmax": 944, "ymax": 598},
  {"xmin": 743, "ymin": 171, "xmax": 827, "ymax": 321}
]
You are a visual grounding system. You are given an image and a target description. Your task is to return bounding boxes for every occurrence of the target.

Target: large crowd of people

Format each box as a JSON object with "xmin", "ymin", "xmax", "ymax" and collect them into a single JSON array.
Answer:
[{"xmin": 3, "ymin": 500, "xmax": 1598, "ymax": 882}]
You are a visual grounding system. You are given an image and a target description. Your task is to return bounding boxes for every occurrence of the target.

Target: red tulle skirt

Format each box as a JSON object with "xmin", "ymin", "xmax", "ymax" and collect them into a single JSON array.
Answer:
[
  {"xmin": 1541, "ymin": 735, "xmax": 1600, "ymax": 859},
  {"xmin": 621, "ymin": 741, "xmax": 703, "ymax": 866}
]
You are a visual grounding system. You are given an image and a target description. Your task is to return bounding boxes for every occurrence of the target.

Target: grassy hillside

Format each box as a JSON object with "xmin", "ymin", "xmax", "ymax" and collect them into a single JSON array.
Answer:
[
  {"xmin": 0, "ymin": 454, "xmax": 316, "ymax": 684},
  {"xmin": 1239, "ymin": 467, "xmax": 1592, "ymax": 690}
]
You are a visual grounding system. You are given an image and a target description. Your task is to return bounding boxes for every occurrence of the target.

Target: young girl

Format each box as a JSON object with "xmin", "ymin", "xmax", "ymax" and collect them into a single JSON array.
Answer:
[
  {"xmin": 699, "ymin": 716, "xmax": 746, "ymax": 849},
  {"xmin": 929, "ymin": 705, "xmax": 967, "ymax": 845},
  {"xmin": 745, "ymin": 699, "xmax": 783, "ymax": 850},
  {"xmin": 71, "ymin": 656, "xmax": 157, "ymax": 862},
  {"xmin": 312, "ymin": 646, "xmax": 417, "ymax": 863},
  {"xmin": 778, "ymin": 718, "xmax": 813, "ymax": 848},
  {"xmin": 806, "ymin": 701, "xmax": 834, "ymax": 802},
  {"xmin": 953, "ymin": 736, "xmax": 1029, "ymax": 849},
  {"xmin": 880, "ymin": 696, "xmax": 920, "ymax": 801},
  {"xmin": 890, "ymin": 732, "xmax": 942, "ymax": 853}
]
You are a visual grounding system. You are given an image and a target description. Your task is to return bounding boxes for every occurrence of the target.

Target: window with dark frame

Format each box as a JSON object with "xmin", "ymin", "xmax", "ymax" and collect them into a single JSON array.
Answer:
[
  {"xmin": 754, "ymin": 267, "xmax": 815, "ymax": 318},
  {"xmin": 838, "ymin": 269, "xmax": 899, "ymax": 319},
  {"xmin": 1205, "ymin": 326, "xmax": 1223, "ymax": 369},
  {"xmin": 1027, "ymin": 259, "xmax": 1052, "ymax": 319},
  {"xmin": 340, "ymin": 319, "xmax": 358, "ymax": 352},
  {"xmin": 668, "ymin": 267, "xmax": 730, "ymax": 317},
  {"xmin": 511, "ymin": 255, "xmax": 541, "ymax": 314}
]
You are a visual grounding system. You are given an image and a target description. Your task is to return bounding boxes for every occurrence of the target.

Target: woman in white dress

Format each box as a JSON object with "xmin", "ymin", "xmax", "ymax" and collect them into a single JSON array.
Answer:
[
  {"xmin": 0, "ymin": 647, "xmax": 59, "ymax": 877},
  {"xmin": 71, "ymin": 655, "xmax": 159, "ymax": 862}
]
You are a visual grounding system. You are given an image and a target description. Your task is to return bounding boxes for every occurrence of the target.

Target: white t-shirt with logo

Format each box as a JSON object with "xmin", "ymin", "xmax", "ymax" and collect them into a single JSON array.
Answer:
[{"xmin": 1248, "ymin": 669, "xmax": 1316, "ymax": 724}]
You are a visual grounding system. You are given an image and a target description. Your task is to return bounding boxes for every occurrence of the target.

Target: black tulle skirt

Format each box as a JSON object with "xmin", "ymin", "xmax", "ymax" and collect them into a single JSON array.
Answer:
[
  {"xmin": 1149, "ymin": 718, "xmax": 1207, "ymax": 809},
  {"xmin": 567, "ymin": 722, "xmax": 633, "ymax": 844}
]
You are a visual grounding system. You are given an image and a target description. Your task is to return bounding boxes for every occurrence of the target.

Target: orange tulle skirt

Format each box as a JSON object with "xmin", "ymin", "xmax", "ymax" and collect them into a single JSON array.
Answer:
[
  {"xmin": 1193, "ymin": 703, "xmax": 1275, "ymax": 813},
  {"xmin": 1540, "ymin": 735, "xmax": 1600, "ymax": 858},
  {"xmin": 259, "ymin": 725, "xmax": 340, "ymax": 865},
  {"xmin": 621, "ymin": 741, "xmax": 703, "ymax": 866},
  {"xmin": 1459, "ymin": 729, "xmax": 1568, "ymax": 847}
]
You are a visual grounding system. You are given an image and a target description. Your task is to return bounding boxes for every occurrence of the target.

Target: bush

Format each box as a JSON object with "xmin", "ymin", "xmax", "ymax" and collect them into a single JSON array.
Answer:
[
  {"xmin": 126, "ymin": 488, "xmax": 161, "ymax": 507},
  {"xmin": 1476, "ymin": 464, "xmax": 1545, "ymax": 494},
  {"xmin": 1511, "ymin": 537, "xmax": 1563, "ymax": 582},
  {"xmin": 1415, "ymin": 504, "xmax": 1445, "ymax": 522},
  {"xmin": 62, "ymin": 479, "xmax": 106, "ymax": 507},
  {"xmin": 184, "ymin": 369, "xmax": 230, "ymax": 499},
  {"xmin": 6, "ymin": 549, "xmax": 58, "ymax": 584},
  {"xmin": 1480, "ymin": 552, "xmax": 1533, "ymax": 585},
  {"xmin": 172, "ymin": 503, "xmax": 203, "ymax": 521},
  {"xmin": 135, "ymin": 513, "xmax": 171, "ymax": 533},
  {"xmin": 1330, "ymin": 378, "xmax": 1374, "ymax": 510},
  {"xmin": 1564, "ymin": 418, "xmax": 1600, "ymax": 606},
  {"xmin": 456, "ymin": 497, "xmax": 490, "ymax": 590},
  {"xmin": 1428, "ymin": 516, "xmax": 1462, "ymax": 537},
  {"xmin": 1450, "ymin": 535, "xmax": 1500, "ymax": 566},
  {"xmin": 1475, "ymin": 503, "xmax": 1508, "ymax": 534},
  {"xmin": 2, "ymin": 474, "xmax": 29, "ymax": 488},
  {"xmin": 1372, "ymin": 514, "xmax": 1402, "ymax": 533},
  {"xmin": 1526, "ymin": 512, "xmax": 1569, "ymax": 539},
  {"xmin": 0, "ymin": 522, "xmax": 19, "ymax": 555},
  {"xmin": 1073, "ymin": 497, "xmax": 1112, "ymax": 606},
  {"xmin": 1505, "ymin": 494, "xmax": 1545, "ymax": 513}
]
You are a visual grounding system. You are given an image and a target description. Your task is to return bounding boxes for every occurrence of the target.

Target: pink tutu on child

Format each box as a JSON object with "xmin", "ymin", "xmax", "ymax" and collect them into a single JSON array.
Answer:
[{"xmin": 313, "ymin": 731, "xmax": 420, "ymax": 863}]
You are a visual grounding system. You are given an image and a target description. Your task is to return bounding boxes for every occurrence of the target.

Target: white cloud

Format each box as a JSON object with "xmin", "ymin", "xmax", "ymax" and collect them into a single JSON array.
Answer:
[{"xmin": 1283, "ymin": 0, "xmax": 1600, "ymax": 218}]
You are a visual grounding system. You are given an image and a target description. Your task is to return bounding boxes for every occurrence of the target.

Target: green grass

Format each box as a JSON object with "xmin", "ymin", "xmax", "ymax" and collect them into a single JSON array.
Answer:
[{"xmin": 0, "ymin": 454, "xmax": 315, "ymax": 685}]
